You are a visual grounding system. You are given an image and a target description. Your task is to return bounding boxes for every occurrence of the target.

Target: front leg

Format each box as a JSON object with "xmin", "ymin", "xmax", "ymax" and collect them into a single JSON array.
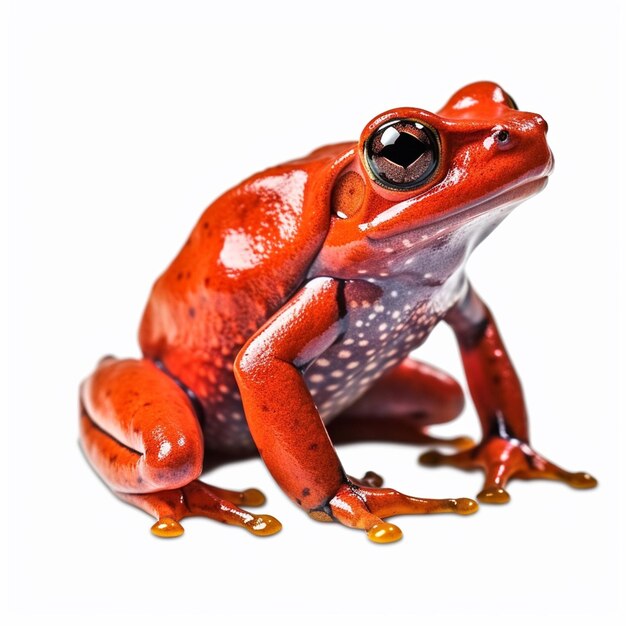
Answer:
[
  {"xmin": 420, "ymin": 284, "xmax": 597, "ymax": 503},
  {"xmin": 235, "ymin": 277, "xmax": 477, "ymax": 543}
]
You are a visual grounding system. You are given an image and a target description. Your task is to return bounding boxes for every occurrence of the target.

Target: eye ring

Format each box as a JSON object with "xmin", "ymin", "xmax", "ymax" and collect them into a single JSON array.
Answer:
[{"xmin": 365, "ymin": 119, "xmax": 439, "ymax": 190}]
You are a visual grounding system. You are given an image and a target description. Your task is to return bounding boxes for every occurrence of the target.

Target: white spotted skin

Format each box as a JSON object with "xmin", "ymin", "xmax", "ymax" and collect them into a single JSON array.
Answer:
[
  {"xmin": 200, "ymin": 268, "xmax": 467, "ymax": 452},
  {"xmin": 303, "ymin": 194, "xmax": 513, "ymax": 422},
  {"xmin": 304, "ymin": 270, "xmax": 468, "ymax": 421}
]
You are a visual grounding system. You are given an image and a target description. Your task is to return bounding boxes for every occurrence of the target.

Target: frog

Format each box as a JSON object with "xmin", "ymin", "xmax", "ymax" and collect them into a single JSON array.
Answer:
[{"xmin": 79, "ymin": 81, "xmax": 597, "ymax": 543}]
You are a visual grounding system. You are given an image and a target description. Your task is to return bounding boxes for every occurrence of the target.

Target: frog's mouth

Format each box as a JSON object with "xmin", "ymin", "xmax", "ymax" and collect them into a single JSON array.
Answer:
[
  {"xmin": 426, "ymin": 176, "xmax": 549, "ymax": 230},
  {"xmin": 361, "ymin": 175, "xmax": 549, "ymax": 242}
]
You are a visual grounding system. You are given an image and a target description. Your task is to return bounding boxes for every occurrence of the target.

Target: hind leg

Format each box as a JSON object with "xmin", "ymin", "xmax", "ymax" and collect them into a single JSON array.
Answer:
[
  {"xmin": 80, "ymin": 357, "xmax": 281, "ymax": 538},
  {"xmin": 327, "ymin": 358, "xmax": 473, "ymax": 450}
]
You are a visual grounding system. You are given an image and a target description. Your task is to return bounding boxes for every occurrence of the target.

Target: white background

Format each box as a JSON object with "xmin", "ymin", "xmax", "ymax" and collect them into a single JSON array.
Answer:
[{"xmin": 4, "ymin": 0, "xmax": 625, "ymax": 623}]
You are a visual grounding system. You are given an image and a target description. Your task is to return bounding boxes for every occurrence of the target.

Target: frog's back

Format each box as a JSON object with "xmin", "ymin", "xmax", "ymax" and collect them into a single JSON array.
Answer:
[{"xmin": 139, "ymin": 144, "xmax": 352, "ymax": 407}]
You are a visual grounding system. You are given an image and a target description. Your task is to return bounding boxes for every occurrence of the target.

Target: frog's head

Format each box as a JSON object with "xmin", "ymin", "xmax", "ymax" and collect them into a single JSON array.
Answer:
[{"xmin": 313, "ymin": 81, "xmax": 553, "ymax": 281}]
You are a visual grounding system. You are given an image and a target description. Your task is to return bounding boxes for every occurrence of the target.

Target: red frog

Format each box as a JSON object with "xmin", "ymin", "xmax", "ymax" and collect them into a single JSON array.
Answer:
[{"xmin": 80, "ymin": 82, "xmax": 597, "ymax": 543}]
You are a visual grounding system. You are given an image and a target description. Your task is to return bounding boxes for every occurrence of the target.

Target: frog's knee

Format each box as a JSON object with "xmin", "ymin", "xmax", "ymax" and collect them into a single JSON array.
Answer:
[{"xmin": 142, "ymin": 428, "xmax": 204, "ymax": 489}]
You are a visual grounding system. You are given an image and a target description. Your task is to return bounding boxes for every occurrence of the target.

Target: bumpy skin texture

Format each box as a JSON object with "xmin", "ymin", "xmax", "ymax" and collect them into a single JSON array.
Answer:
[{"xmin": 79, "ymin": 82, "xmax": 596, "ymax": 543}]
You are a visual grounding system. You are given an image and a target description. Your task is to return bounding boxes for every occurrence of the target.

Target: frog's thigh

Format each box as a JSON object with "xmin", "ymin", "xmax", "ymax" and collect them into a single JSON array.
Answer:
[
  {"xmin": 327, "ymin": 358, "xmax": 469, "ymax": 447},
  {"xmin": 80, "ymin": 357, "xmax": 281, "ymax": 538},
  {"xmin": 80, "ymin": 357, "xmax": 204, "ymax": 493}
]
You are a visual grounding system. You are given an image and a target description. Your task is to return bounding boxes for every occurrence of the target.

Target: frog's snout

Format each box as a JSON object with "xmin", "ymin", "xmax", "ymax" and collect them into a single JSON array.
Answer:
[
  {"xmin": 536, "ymin": 116, "xmax": 554, "ymax": 177},
  {"xmin": 545, "ymin": 148, "xmax": 555, "ymax": 176},
  {"xmin": 523, "ymin": 113, "xmax": 553, "ymax": 179}
]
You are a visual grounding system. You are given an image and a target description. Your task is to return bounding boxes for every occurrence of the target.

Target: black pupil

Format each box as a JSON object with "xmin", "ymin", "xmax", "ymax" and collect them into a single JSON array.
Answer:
[{"xmin": 380, "ymin": 132, "xmax": 427, "ymax": 168}]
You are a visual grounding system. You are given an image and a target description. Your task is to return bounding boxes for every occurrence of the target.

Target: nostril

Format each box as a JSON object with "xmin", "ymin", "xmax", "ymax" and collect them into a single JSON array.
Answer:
[{"xmin": 495, "ymin": 129, "xmax": 510, "ymax": 144}]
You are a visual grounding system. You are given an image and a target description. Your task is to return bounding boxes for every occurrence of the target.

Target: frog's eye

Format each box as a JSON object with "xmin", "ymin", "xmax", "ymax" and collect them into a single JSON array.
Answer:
[{"xmin": 365, "ymin": 120, "xmax": 438, "ymax": 190}]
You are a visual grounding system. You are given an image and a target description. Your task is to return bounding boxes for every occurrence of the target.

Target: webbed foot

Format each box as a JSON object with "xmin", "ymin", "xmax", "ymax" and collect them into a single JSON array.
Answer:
[
  {"xmin": 310, "ymin": 481, "xmax": 477, "ymax": 544},
  {"xmin": 420, "ymin": 436, "xmax": 597, "ymax": 503},
  {"xmin": 118, "ymin": 479, "xmax": 282, "ymax": 538}
]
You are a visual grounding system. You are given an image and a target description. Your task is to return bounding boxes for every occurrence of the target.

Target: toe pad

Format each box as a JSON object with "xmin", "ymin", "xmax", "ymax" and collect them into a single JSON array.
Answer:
[
  {"xmin": 367, "ymin": 523, "xmax": 403, "ymax": 544},
  {"xmin": 151, "ymin": 517, "xmax": 185, "ymax": 538}
]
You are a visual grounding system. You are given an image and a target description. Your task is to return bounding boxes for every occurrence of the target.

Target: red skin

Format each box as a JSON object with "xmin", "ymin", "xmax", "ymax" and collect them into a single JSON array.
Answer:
[{"xmin": 79, "ymin": 82, "xmax": 596, "ymax": 542}]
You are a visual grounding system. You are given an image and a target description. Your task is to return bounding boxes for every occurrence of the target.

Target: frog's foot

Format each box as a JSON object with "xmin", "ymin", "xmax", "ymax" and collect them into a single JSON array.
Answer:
[
  {"xmin": 118, "ymin": 479, "xmax": 282, "ymax": 538},
  {"xmin": 419, "ymin": 436, "xmax": 597, "ymax": 504},
  {"xmin": 312, "ymin": 482, "xmax": 478, "ymax": 544}
]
